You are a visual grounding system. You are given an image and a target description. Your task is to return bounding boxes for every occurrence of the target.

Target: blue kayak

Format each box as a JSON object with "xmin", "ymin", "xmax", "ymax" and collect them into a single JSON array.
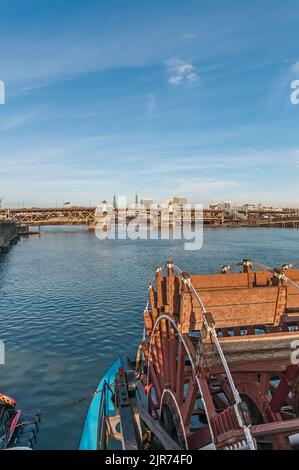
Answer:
[{"xmin": 79, "ymin": 358, "xmax": 121, "ymax": 450}]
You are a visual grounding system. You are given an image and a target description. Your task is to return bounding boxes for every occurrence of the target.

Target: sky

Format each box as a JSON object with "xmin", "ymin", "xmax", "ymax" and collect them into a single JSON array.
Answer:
[{"xmin": 0, "ymin": 0, "xmax": 299, "ymax": 208}]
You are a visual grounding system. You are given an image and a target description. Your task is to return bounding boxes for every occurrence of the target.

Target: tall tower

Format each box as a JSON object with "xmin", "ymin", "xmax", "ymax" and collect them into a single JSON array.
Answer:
[
  {"xmin": 135, "ymin": 193, "xmax": 139, "ymax": 208},
  {"xmin": 113, "ymin": 194, "xmax": 117, "ymax": 209}
]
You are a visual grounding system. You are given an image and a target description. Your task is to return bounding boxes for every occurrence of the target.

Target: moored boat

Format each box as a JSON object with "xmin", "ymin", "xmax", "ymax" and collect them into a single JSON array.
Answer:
[
  {"xmin": 79, "ymin": 359, "xmax": 121, "ymax": 450},
  {"xmin": 0, "ymin": 393, "xmax": 40, "ymax": 449}
]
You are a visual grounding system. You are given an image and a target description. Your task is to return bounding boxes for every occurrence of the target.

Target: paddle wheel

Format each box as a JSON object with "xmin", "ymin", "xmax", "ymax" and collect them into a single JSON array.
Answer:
[{"xmin": 141, "ymin": 260, "xmax": 299, "ymax": 450}]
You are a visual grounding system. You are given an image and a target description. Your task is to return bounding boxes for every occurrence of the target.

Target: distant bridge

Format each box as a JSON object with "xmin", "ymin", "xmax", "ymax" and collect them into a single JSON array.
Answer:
[
  {"xmin": 0, "ymin": 207, "xmax": 224, "ymax": 227},
  {"xmin": 0, "ymin": 207, "xmax": 96, "ymax": 226},
  {"xmin": 2, "ymin": 206, "xmax": 298, "ymax": 228}
]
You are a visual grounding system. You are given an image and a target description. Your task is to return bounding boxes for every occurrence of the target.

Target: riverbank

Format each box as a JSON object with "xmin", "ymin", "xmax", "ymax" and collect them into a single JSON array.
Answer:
[{"xmin": 0, "ymin": 220, "xmax": 19, "ymax": 253}]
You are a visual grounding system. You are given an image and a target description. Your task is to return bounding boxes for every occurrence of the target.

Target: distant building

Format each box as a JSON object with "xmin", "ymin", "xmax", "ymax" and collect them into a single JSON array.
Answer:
[
  {"xmin": 173, "ymin": 196, "xmax": 187, "ymax": 206},
  {"xmin": 163, "ymin": 196, "xmax": 187, "ymax": 208},
  {"xmin": 222, "ymin": 200, "xmax": 232, "ymax": 211},
  {"xmin": 209, "ymin": 204, "xmax": 220, "ymax": 210},
  {"xmin": 140, "ymin": 198, "xmax": 154, "ymax": 209},
  {"xmin": 242, "ymin": 204, "xmax": 256, "ymax": 211},
  {"xmin": 209, "ymin": 200, "xmax": 232, "ymax": 211},
  {"xmin": 210, "ymin": 200, "xmax": 284, "ymax": 213},
  {"xmin": 164, "ymin": 198, "xmax": 173, "ymax": 207}
]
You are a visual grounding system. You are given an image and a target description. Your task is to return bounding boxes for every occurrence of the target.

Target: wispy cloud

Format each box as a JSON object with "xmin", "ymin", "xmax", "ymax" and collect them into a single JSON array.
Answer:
[
  {"xmin": 146, "ymin": 94, "xmax": 156, "ymax": 117},
  {"xmin": 158, "ymin": 177, "xmax": 244, "ymax": 205},
  {"xmin": 165, "ymin": 57, "xmax": 199, "ymax": 85},
  {"xmin": 291, "ymin": 61, "xmax": 299, "ymax": 76},
  {"xmin": 183, "ymin": 32, "xmax": 197, "ymax": 40},
  {"xmin": 0, "ymin": 112, "xmax": 36, "ymax": 131},
  {"xmin": 174, "ymin": 177, "xmax": 241, "ymax": 193},
  {"xmin": 0, "ymin": 80, "xmax": 5, "ymax": 104}
]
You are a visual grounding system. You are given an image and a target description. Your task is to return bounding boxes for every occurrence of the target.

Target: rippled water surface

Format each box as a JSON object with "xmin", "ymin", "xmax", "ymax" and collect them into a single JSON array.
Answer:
[{"xmin": 0, "ymin": 227, "xmax": 298, "ymax": 448}]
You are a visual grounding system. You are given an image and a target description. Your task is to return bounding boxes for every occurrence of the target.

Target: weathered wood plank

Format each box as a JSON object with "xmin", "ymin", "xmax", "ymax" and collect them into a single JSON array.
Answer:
[{"xmin": 202, "ymin": 331, "xmax": 299, "ymax": 368}]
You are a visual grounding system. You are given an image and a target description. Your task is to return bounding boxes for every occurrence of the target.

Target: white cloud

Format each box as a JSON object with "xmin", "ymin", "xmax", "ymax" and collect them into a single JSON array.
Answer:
[{"xmin": 166, "ymin": 57, "xmax": 199, "ymax": 85}]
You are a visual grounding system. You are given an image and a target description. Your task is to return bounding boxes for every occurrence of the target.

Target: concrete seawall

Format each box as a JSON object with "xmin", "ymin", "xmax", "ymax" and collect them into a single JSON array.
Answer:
[{"xmin": 0, "ymin": 221, "xmax": 18, "ymax": 253}]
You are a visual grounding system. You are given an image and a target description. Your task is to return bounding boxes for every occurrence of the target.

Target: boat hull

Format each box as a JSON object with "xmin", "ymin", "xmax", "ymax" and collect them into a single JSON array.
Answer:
[{"xmin": 79, "ymin": 359, "xmax": 121, "ymax": 450}]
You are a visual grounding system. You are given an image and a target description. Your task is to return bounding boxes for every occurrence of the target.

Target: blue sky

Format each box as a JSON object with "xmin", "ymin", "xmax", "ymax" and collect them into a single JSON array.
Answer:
[{"xmin": 0, "ymin": 0, "xmax": 299, "ymax": 207}]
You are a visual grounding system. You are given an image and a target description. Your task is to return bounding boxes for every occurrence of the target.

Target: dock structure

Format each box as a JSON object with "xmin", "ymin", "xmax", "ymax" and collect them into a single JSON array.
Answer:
[{"xmin": 226, "ymin": 209, "xmax": 299, "ymax": 228}]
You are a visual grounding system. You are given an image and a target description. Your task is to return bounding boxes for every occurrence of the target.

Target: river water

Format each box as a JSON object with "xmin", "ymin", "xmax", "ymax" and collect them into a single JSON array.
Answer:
[{"xmin": 0, "ymin": 227, "xmax": 298, "ymax": 449}]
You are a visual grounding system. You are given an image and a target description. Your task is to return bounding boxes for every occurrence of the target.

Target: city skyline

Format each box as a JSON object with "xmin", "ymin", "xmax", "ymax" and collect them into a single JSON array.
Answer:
[
  {"xmin": 0, "ymin": 194, "xmax": 293, "ymax": 210},
  {"xmin": 1, "ymin": 0, "xmax": 299, "ymax": 207}
]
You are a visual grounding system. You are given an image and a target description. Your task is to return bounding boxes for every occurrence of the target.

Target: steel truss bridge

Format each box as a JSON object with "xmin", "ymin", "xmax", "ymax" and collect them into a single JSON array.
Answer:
[
  {"xmin": 0, "ymin": 207, "xmax": 224, "ymax": 227},
  {"xmin": 0, "ymin": 207, "xmax": 96, "ymax": 226},
  {"xmin": 1, "ymin": 207, "xmax": 298, "ymax": 228}
]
